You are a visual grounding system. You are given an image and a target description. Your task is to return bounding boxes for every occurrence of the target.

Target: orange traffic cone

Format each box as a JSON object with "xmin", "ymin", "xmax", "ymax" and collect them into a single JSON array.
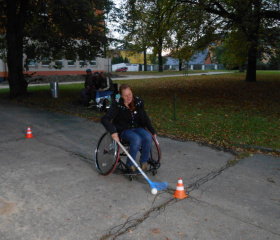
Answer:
[
  {"xmin": 173, "ymin": 178, "xmax": 188, "ymax": 199},
  {"xmin": 26, "ymin": 127, "xmax": 33, "ymax": 139}
]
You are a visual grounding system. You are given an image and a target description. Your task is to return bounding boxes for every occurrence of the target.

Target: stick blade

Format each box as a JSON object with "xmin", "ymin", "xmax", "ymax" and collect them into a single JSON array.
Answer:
[{"xmin": 150, "ymin": 181, "xmax": 168, "ymax": 191}]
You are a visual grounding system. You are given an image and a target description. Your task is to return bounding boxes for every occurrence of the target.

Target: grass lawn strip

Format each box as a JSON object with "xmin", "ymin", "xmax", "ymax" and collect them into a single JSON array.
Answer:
[{"xmin": 1, "ymin": 72, "xmax": 279, "ymax": 156}]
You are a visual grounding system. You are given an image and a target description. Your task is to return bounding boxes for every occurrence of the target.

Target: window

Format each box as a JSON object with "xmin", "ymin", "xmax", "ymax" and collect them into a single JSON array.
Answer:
[
  {"xmin": 67, "ymin": 60, "xmax": 75, "ymax": 66},
  {"xmin": 28, "ymin": 59, "xmax": 37, "ymax": 66},
  {"xmin": 90, "ymin": 58, "xmax": 96, "ymax": 66},
  {"xmin": 54, "ymin": 60, "xmax": 63, "ymax": 69},
  {"xmin": 80, "ymin": 60, "xmax": 85, "ymax": 67},
  {"xmin": 55, "ymin": 60, "xmax": 63, "ymax": 66},
  {"xmin": 42, "ymin": 57, "xmax": 50, "ymax": 66}
]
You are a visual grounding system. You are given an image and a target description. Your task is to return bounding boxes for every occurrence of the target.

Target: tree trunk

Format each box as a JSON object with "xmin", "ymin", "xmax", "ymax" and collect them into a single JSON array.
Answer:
[
  {"xmin": 245, "ymin": 0, "xmax": 261, "ymax": 82},
  {"xmin": 179, "ymin": 60, "xmax": 182, "ymax": 71},
  {"xmin": 143, "ymin": 49, "xmax": 147, "ymax": 71},
  {"xmin": 6, "ymin": 0, "xmax": 28, "ymax": 98},
  {"xmin": 239, "ymin": 65, "xmax": 245, "ymax": 73},
  {"xmin": 245, "ymin": 45, "xmax": 257, "ymax": 82},
  {"xmin": 158, "ymin": 38, "xmax": 163, "ymax": 72},
  {"xmin": 245, "ymin": 29, "xmax": 259, "ymax": 82}
]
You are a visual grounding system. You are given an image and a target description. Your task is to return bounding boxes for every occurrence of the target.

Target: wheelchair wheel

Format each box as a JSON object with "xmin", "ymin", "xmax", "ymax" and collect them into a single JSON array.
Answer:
[
  {"xmin": 95, "ymin": 132, "xmax": 120, "ymax": 175},
  {"xmin": 148, "ymin": 136, "xmax": 161, "ymax": 169}
]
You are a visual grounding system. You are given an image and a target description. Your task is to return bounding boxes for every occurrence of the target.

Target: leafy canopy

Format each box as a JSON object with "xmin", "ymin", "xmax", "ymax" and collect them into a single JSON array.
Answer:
[{"xmin": 0, "ymin": 0, "xmax": 113, "ymax": 68}]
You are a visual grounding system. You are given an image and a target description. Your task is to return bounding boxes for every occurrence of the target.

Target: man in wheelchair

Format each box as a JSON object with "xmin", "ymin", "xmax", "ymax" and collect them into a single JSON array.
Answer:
[
  {"xmin": 96, "ymin": 72, "xmax": 114, "ymax": 96},
  {"xmin": 79, "ymin": 69, "xmax": 99, "ymax": 106},
  {"xmin": 101, "ymin": 84, "xmax": 157, "ymax": 173},
  {"xmin": 88, "ymin": 72, "xmax": 115, "ymax": 110}
]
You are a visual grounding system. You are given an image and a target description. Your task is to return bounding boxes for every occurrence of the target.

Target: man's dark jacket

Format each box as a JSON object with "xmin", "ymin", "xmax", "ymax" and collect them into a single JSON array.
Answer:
[{"xmin": 101, "ymin": 96, "xmax": 156, "ymax": 135}]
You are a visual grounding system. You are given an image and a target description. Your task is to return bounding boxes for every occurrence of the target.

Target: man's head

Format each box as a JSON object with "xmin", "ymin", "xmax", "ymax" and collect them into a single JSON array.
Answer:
[
  {"xmin": 86, "ymin": 69, "xmax": 92, "ymax": 75},
  {"xmin": 100, "ymin": 72, "xmax": 106, "ymax": 78},
  {"xmin": 120, "ymin": 84, "xmax": 133, "ymax": 105}
]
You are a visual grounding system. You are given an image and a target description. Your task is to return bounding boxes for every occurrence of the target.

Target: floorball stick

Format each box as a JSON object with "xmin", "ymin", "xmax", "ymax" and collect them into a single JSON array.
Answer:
[{"xmin": 117, "ymin": 141, "xmax": 168, "ymax": 190}]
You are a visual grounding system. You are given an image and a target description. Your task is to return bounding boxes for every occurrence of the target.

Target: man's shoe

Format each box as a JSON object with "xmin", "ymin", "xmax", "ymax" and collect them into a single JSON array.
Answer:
[
  {"xmin": 87, "ymin": 105, "xmax": 94, "ymax": 109},
  {"xmin": 128, "ymin": 166, "xmax": 136, "ymax": 173},
  {"xmin": 141, "ymin": 163, "xmax": 148, "ymax": 171}
]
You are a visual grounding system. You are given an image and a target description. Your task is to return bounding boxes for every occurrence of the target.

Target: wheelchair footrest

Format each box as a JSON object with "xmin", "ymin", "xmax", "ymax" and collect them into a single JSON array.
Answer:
[{"xmin": 116, "ymin": 159, "xmax": 160, "ymax": 176}]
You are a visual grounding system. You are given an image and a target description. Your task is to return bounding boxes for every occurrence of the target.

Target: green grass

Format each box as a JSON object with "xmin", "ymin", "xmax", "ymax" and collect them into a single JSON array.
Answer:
[
  {"xmin": 115, "ymin": 69, "xmax": 231, "ymax": 76},
  {"xmin": 1, "ymin": 71, "xmax": 280, "ymax": 155}
]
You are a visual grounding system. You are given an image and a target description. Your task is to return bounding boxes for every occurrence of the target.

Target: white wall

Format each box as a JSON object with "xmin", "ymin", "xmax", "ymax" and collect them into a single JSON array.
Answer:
[
  {"xmin": 0, "ymin": 56, "xmax": 111, "ymax": 76},
  {"xmin": 112, "ymin": 63, "xmax": 127, "ymax": 71},
  {"xmin": 112, "ymin": 63, "xmax": 139, "ymax": 72}
]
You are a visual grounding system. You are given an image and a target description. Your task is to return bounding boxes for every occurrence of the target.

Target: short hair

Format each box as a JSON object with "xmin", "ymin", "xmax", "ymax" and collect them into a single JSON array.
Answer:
[{"xmin": 119, "ymin": 84, "xmax": 132, "ymax": 95}]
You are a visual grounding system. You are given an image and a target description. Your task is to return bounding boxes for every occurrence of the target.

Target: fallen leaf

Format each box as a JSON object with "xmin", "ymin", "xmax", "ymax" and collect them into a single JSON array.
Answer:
[{"xmin": 152, "ymin": 228, "xmax": 159, "ymax": 234}]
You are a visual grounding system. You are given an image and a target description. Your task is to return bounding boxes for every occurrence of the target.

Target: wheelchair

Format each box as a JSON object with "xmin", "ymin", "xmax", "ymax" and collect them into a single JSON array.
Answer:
[
  {"xmin": 95, "ymin": 83, "xmax": 120, "ymax": 112},
  {"xmin": 95, "ymin": 131, "xmax": 161, "ymax": 180}
]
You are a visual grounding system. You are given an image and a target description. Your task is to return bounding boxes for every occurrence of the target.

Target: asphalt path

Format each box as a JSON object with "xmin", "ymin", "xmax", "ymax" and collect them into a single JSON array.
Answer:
[
  {"xmin": 0, "ymin": 92, "xmax": 279, "ymax": 239},
  {"xmin": 0, "ymin": 71, "xmax": 230, "ymax": 89}
]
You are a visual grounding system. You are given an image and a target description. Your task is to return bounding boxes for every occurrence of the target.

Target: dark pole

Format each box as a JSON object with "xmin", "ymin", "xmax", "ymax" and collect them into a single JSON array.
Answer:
[{"xmin": 174, "ymin": 93, "xmax": 177, "ymax": 121}]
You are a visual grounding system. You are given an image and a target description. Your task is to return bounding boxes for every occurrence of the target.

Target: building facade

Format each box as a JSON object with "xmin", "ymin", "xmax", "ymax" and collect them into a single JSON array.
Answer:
[
  {"xmin": 0, "ymin": 56, "xmax": 111, "ymax": 83},
  {"xmin": 119, "ymin": 50, "xmax": 153, "ymax": 65}
]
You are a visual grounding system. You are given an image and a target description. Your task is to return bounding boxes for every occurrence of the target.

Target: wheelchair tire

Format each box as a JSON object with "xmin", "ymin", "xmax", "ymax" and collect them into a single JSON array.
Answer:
[
  {"xmin": 95, "ymin": 132, "xmax": 120, "ymax": 175},
  {"xmin": 148, "ymin": 135, "xmax": 161, "ymax": 169}
]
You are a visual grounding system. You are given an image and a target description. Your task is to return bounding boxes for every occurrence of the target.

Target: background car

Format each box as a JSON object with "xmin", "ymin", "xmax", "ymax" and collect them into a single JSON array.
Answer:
[{"xmin": 116, "ymin": 67, "xmax": 128, "ymax": 72}]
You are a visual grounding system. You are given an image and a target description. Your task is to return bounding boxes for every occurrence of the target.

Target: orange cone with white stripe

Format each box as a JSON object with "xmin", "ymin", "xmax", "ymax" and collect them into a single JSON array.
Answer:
[
  {"xmin": 173, "ymin": 177, "xmax": 187, "ymax": 199},
  {"xmin": 26, "ymin": 127, "xmax": 33, "ymax": 139}
]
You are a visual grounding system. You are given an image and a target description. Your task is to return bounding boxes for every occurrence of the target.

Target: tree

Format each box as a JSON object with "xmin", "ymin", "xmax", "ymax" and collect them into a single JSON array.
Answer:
[
  {"xmin": 168, "ymin": 3, "xmax": 204, "ymax": 71},
  {"xmin": 121, "ymin": 1, "xmax": 153, "ymax": 71},
  {"xmin": 124, "ymin": 0, "xmax": 180, "ymax": 72},
  {"xmin": 111, "ymin": 55, "xmax": 129, "ymax": 64},
  {"xmin": 0, "ymin": 0, "xmax": 112, "ymax": 98},
  {"xmin": 178, "ymin": 0, "xmax": 280, "ymax": 82},
  {"xmin": 150, "ymin": 55, "xmax": 168, "ymax": 66},
  {"xmin": 122, "ymin": 5, "xmax": 150, "ymax": 71},
  {"xmin": 213, "ymin": 31, "xmax": 249, "ymax": 71},
  {"xmin": 124, "ymin": 28, "xmax": 151, "ymax": 71},
  {"xmin": 145, "ymin": 0, "xmax": 180, "ymax": 72}
]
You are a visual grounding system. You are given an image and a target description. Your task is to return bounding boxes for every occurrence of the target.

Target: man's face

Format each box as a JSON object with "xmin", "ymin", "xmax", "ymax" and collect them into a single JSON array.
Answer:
[
  {"xmin": 87, "ymin": 71, "xmax": 91, "ymax": 75},
  {"xmin": 121, "ymin": 88, "xmax": 133, "ymax": 105}
]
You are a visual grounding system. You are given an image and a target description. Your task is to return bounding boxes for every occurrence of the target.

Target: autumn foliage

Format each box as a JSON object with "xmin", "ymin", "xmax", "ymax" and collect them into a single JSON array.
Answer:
[{"xmin": 1, "ymin": 72, "xmax": 279, "ymax": 155}]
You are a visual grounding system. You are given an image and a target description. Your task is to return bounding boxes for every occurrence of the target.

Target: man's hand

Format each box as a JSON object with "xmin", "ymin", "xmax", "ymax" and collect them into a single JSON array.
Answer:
[
  {"xmin": 99, "ymin": 88, "xmax": 103, "ymax": 92},
  {"xmin": 111, "ymin": 133, "xmax": 120, "ymax": 143}
]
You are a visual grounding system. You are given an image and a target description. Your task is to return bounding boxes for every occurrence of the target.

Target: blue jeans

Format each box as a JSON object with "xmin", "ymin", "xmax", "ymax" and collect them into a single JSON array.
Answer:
[
  {"xmin": 96, "ymin": 90, "xmax": 113, "ymax": 99},
  {"xmin": 120, "ymin": 128, "xmax": 153, "ymax": 167}
]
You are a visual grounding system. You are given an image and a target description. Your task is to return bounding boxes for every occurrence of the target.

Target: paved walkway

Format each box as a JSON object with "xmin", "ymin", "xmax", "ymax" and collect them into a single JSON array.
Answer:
[
  {"xmin": 0, "ymin": 95, "xmax": 279, "ymax": 239},
  {"xmin": 0, "ymin": 72, "xmax": 230, "ymax": 89}
]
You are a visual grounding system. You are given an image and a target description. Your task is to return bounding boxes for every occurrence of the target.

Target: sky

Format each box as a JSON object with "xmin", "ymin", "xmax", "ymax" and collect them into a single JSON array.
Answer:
[{"xmin": 107, "ymin": 0, "xmax": 124, "ymax": 40}]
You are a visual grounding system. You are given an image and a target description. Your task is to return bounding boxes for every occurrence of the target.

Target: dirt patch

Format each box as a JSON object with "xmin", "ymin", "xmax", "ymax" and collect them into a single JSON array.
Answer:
[{"xmin": 0, "ymin": 198, "xmax": 16, "ymax": 216}]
